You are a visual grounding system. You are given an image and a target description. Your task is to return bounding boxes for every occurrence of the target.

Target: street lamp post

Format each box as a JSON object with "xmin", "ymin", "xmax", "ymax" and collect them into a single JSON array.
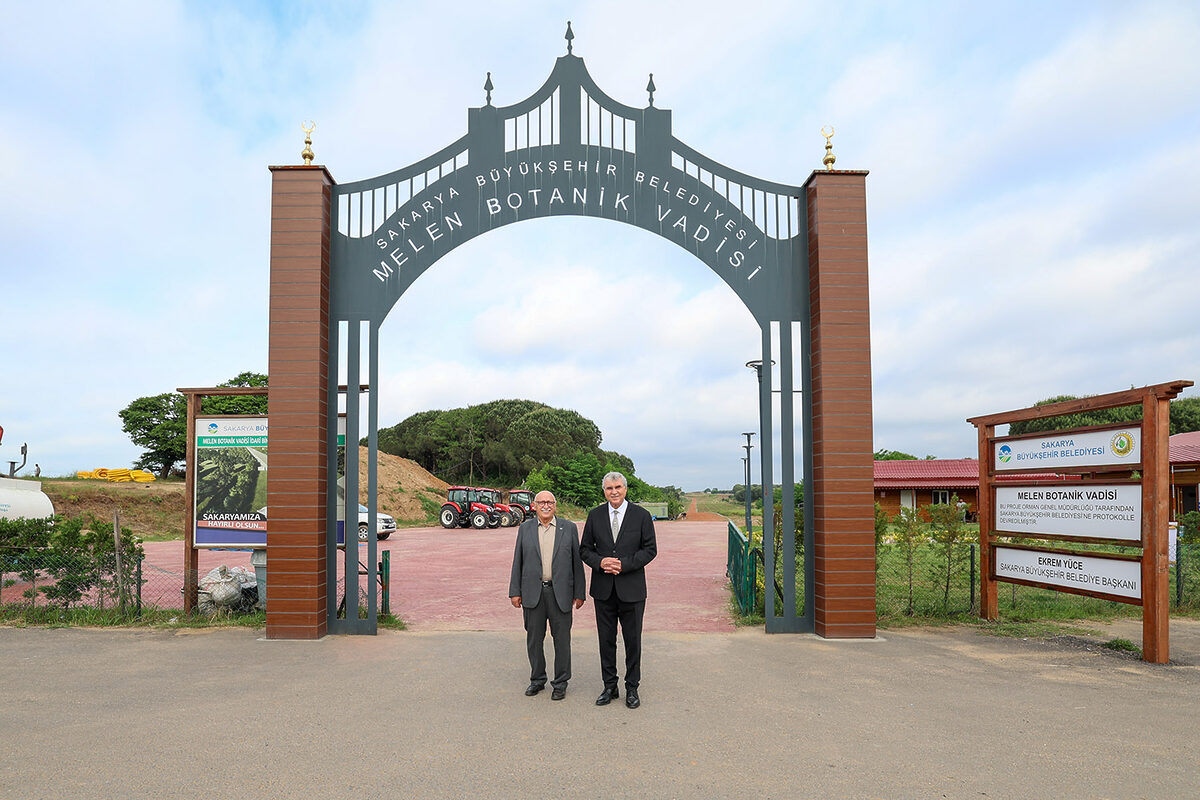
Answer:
[{"xmin": 741, "ymin": 432, "xmax": 755, "ymax": 535}]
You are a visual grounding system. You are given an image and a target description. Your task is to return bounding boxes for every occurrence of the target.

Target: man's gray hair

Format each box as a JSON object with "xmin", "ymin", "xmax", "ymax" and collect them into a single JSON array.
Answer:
[{"xmin": 602, "ymin": 471, "xmax": 627, "ymax": 488}]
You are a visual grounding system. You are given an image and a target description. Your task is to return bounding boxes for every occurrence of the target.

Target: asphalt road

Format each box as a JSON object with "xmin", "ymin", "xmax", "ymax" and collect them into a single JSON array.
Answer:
[{"xmin": 3, "ymin": 622, "xmax": 1200, "ymax": 799}]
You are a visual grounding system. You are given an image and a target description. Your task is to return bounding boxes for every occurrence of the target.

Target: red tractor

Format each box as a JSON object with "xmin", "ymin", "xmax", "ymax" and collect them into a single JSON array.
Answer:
[
  {"xmin": 439, "ymin": 486, "xmax": 501, "ymax": 529},
  {"xmin": 507, "ymin": 489, "xmax": 534, "ymax": 523},
  {"xmin": 478, "ymin": 487, "xmax": 520, "ymax": 526}
]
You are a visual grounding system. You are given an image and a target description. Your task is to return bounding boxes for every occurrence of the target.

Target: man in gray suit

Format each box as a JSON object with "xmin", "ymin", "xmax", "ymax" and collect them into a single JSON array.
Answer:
[{"xmin": 509, "ymin": 490, "xmax": 585, "ymax": 700}]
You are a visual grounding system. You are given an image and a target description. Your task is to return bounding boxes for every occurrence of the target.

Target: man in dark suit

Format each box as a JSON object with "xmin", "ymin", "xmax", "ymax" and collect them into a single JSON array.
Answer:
[
  {"xmin": 580, "ymin": 471, "xmax": 657, "ymax": 709},
  {"xmin": 509, "ymin": 490, "xmax": 585, "ymax": 701}
]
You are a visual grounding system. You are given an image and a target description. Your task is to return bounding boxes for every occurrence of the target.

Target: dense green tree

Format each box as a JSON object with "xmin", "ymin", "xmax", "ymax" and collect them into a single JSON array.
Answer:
[
  {"xmin": 118, "ymin": 371, "xmax": 266, "ymax": 477},
  {"xmin": 118, "ymin": 392, "xmax": 187, "ymax": 477},
  {"xmin": 873, "ymin": 449, "xmax": 918, "ymax": 460},
  {"xmin": 1007, "ymin": 394, "xmax": 1200, "ymax": 436},
  {"xmin": 202, "ymin": 371, "xmax": 268, "ymax": 415},
  {"xmin": 1169, "ymin": 397, "xmax": 1200, "ymax": 435}
]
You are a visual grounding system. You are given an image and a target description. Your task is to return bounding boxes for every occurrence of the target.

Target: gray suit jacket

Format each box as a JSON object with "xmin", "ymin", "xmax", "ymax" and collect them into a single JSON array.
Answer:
[{"xmin": 508, "ymin": 516, "xmax": 585, "ymax": 614}]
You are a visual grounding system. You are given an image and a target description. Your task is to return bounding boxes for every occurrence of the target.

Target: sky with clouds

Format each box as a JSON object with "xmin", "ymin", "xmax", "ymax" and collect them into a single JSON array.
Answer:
[{"xmin": 2, "ymin": 1, "xmax": 1198, "ymax": 491}]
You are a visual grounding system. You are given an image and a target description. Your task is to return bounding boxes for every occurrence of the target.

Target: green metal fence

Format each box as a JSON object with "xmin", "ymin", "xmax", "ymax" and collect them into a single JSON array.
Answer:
[
  {"xmin": 729, "ymin": 537, "xmax": 1200, "ymax": 623},
  {"xmin": 726, "ymin": 521, "xmax": 757, "ymax": 615}
]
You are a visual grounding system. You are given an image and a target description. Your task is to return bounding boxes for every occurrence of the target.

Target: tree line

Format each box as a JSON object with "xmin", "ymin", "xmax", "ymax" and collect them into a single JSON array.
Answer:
[
  {"xmin": 377, "ymin": 399, "xmax": 684, "ymax": 516},
  {"xmin": 117, "ymin": 372, "xmax": 268, "ymax": 477}
]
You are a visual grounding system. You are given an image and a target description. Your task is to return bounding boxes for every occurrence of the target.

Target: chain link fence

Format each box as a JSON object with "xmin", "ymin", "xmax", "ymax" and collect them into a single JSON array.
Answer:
[
  {"xmin": 737, "ymin": 534, "xmax": 1200, "ymax": 623},
  {"xmin": 2, "ymin": 543, "xmax": 388, "ymax": 621}
]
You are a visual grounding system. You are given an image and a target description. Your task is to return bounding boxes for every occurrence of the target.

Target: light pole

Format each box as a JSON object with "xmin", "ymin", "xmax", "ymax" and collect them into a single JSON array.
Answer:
[{"xmin": 741, "ymin": 433, "xmax": 755, "ymax": 535}]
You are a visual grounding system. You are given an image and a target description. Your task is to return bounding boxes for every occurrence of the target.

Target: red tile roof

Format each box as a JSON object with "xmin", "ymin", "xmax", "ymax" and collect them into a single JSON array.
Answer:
[
  {"xmin": 874, "ymin": 458, "xmax": 1068, "ymax": 488},
  {"xmin": 1171, "ymin": 431, "xmax": 1200, "ymax": 464},
  {"xmin": 874, "ymin": 458, "xmax": 979, "ymax": 488}
]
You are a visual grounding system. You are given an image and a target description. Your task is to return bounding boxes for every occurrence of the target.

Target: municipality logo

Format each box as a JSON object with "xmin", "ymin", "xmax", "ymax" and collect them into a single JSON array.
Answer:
[
  {"xmin": 1111, "ymin": 431, "xmax": 1135, "ymax": 458},
  {"xmin": 208, "ymin": 423, "xmax": 219, "ymax": 433},
  {"xmin": 998, "ymin": 444, "xmax": 1012, "ymax": 463}
]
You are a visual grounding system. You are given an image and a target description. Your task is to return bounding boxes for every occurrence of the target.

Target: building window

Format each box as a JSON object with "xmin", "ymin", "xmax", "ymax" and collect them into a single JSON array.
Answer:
[{"xmin": 932, "ymin": 490, "xmax": 951, "ymax": 505}]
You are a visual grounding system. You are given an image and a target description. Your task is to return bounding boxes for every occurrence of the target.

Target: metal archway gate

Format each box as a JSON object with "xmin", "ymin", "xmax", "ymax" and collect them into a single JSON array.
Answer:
[{"xmin": 264, "ymin": 26, "xmax": 874, "ymax": 638}]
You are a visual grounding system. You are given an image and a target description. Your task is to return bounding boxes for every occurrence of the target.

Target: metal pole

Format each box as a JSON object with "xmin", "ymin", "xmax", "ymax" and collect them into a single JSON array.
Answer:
[{"xmin": 741, "ymin": 432, "xmax": 755, "ymax": 535}]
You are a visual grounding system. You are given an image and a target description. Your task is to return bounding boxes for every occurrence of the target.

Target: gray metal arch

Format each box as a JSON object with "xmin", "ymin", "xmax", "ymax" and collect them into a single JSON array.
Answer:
[{"xmin": 326, "ymin": 39, "xmax": 811, "ymax": 634}]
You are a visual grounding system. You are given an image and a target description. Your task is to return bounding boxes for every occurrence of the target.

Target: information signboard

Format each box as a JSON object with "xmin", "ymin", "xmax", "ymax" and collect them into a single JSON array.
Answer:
[
  {"xmin": 993, "ymin": 546, "xmax": 1141, "ymax": 601},
  {"xmin": 993, "ymin": 427, "xmax": 1140, "ymax": 472},
  {"xmin": 194, "ymin": 417, "xmax": 269, "ymax": 547},
  {"xmin": 994, "ymin": 484, "xmax": 1141, "ymax": 542},
  {"xmin": 194, "ymin": 417, "xmax": 347, "ymax": 548}
]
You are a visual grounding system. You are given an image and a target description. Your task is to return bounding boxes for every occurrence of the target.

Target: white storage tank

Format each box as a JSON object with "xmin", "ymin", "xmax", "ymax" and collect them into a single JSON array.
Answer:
[{"xmin": 0, "ymin": 477, "xmax": 55, "ymax": 520}]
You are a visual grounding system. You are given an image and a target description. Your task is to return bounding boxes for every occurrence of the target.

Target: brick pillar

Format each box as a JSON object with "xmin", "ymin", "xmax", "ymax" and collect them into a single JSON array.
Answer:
[
  {"xmin": 805, "ymin": 170, "xmax": 876, "ymax": 638},
  {"xmin": 266, "ymin": 165, "xmax": 334, "ymax": 639}
]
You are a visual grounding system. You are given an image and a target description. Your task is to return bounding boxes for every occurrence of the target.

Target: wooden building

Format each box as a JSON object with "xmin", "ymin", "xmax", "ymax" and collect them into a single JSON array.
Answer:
[
  {"xmin": 1170, "ymin": 431, "xmax": 1200, "ymax": 518},
  {"xmin": 875, "ymin": 437, "xmax": 1200, "ymax": 522}
]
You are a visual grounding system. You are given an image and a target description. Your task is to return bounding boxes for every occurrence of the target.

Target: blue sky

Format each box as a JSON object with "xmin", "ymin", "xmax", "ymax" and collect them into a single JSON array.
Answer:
[{"xmin": 2, "ymin": 1, "xmax": 1198, "ymax": 491}]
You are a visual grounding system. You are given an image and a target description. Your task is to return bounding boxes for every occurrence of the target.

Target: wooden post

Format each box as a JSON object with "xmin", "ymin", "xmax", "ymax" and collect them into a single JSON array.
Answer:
[
  {"xmin": 1142, "ymin": 391, "xmax": 1170, "ymax": 663},
  {"xmin": 976, "ymin": 423, "xmax": 998, "ymax": 620},
  {"xmin": 182, "ymin": 392, "xmax": 201, "ymax": 613},
  {"xmin": 112, "ymin": 508, "xmax": 126, "ymax": 614}
]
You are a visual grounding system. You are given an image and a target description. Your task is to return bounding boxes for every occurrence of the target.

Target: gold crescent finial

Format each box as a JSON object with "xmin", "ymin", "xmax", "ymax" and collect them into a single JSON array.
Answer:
[
  {"xmin": 301, "ymin": 121, "xmax": 316, "ymax": 166},
  {"xmin": 821, "ymin": 126, "xmax": 835, "ymax": 171}
]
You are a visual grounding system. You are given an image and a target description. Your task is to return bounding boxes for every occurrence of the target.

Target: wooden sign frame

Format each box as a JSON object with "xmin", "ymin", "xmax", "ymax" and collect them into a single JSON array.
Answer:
[{"xmin": 968, "ymin": 380, "xmax": 1192, "ymax": 664}]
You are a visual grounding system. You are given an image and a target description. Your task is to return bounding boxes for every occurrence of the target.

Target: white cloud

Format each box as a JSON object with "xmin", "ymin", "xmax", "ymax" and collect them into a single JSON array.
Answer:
[{"xmin": 3, "ymin": 1, "xmax": 1200, "ymax": 490}]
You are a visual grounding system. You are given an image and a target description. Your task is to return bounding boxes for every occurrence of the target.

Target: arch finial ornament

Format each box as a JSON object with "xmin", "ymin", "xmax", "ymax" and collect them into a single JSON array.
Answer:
[
  {"xmin": 821, "ymin": 125, "xmax": 835, "ymax": 170},
  {"xmin": 300, "ymin": 121, "xmax": 315, "ymax": 166}
]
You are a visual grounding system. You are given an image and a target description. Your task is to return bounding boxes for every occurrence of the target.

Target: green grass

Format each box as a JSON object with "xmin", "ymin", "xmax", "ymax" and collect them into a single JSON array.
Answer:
[
  {"xmin": 0, "ymin": 603, "xmax": 407, "ymax": 631},
  {"xmin": 1102, "ymin": 637, "xmax": 1141, "ymax": 655},
  {"xmin": 691, "ymin": 492, "xmax": 763, "ymax": 529},
  {"xmin": 966, "ymin": 619, "xmax": 1101, "ymax": 639}
]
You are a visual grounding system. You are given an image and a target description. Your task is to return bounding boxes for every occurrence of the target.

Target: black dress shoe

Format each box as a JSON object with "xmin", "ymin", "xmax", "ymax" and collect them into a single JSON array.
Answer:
[
  {"xmin": 625, "ymin": 688, "xmax": 640, "ymax": 709},
  {"xmin": 551, "ymin": 686, "xmax": 566, "ymax": 701},
  {"xmin": 595, "ymin": 686, "xmax": 620, "ymax": 705},
  {"xmin": 525, "ymin": 683, "xmax": 544, "ymax": 696}
]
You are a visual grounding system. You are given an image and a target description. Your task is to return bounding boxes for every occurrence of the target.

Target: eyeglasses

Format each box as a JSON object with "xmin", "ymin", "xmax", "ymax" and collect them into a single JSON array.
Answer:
[{"xmin": 535, "ymin": 501, "xmax": 556, "ymax": 506}]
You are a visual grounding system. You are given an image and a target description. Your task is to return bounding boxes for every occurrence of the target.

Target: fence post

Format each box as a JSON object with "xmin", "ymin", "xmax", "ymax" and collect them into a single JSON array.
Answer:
[
  {"xmin": 380, "ymin": 550, "xmax": 390, "ymax": 617},
  {"xmin": 969, "ymin": 543, "xmax": 976, "ymax": 613},
  {"xmin": 1176, "ymin": 539, "xmax": 1183, "ymax": 608},
  {"xmin": 112, "ymin": 508, "xmax": 127, "ymax": 615},
  {"xmin": 136, "ymin": 554, "xmax": 143, "ymax": 616}
]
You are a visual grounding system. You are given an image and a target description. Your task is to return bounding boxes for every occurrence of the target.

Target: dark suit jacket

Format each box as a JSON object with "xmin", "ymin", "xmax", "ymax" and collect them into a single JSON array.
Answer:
[
  {"xmin": 580, "ymin": 501, "xmax": 657, "ymax": 602},
  {"xmin": 508, "ymin": 517, "xmax": 585, "ymax": 614}
]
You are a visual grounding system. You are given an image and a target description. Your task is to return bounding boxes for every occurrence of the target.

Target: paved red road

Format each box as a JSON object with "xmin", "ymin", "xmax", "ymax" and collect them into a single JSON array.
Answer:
[{"xmin": 139, "ymin": 518, "xmax": 736, "ymax": 632}]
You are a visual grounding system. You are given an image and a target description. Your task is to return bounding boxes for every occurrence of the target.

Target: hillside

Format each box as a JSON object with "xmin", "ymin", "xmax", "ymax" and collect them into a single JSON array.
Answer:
[{"xmin": 35, "ymin": 450, "xmax": 449, "ymax": 541}]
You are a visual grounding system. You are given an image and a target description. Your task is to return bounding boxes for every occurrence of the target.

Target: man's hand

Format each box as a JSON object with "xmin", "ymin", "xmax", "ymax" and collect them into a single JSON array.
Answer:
[
  {"xmin": 510, "ymin": 596, "xmax": 522, "ymax": 608},
  {"xmin": 574, "ymin": 598, "xmax": 585, "ymax": 610},
  {"xmin": 600, "ymin": 557, "xmax": 622, "ymax": 575}
]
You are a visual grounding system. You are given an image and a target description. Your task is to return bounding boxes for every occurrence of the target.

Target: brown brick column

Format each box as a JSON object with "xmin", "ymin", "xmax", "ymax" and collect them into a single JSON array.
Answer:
[
  {"xmin": 266, "ymin": 165, "xmax": 334, "ymax": 639},
  {"xmin": 805, "ymin": 170, "xmax": 876, "ymax": 638}
]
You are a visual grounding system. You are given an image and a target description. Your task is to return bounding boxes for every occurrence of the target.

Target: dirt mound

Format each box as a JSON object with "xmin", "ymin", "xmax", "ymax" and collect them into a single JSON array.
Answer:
[
  {"xmin": 41, "ymin": 479, "xmax": 186, "ymax": 541},
  {"xmin": 354, "ymin": 448, "xmax": 448, "ymax": 524},
  {"xmin": 39, "ymin": 450, "xmax": 448, "ymax": 539}
]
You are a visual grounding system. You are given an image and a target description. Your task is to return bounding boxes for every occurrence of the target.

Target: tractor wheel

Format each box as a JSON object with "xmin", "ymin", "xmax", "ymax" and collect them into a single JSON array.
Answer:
[
  {"xmin": 510, "ymin": 508, "xmax": 524, "ymax": 525},
  {"xmin": 499, "ymin": 511, "xmax": 513, "ymax": 527},
  {"xmin": 439, "ymin": 507, "xmax": 457, "ymax": 529},
  {"xmin": 487, "ymin": 515, "xmax": 501, "ymax": 528},
  {"xmin": 470, "ymin": 511, "xmax": 488, "ymax": 529}
]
